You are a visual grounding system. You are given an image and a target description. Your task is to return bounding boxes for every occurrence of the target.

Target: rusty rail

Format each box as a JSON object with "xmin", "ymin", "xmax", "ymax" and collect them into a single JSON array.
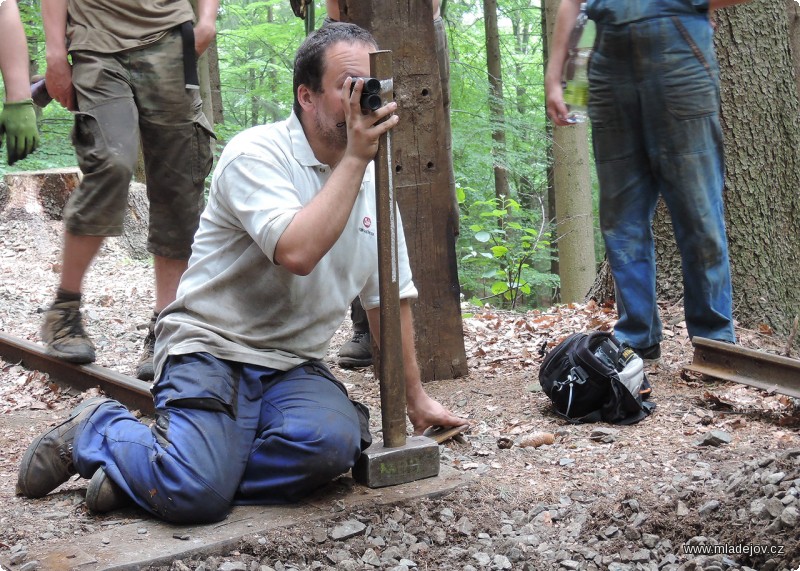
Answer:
[
  {"xmin": 0, "ymin": 331, "xmax": 154, "ymax": 413},
  {"xmin": 684, "ymin": 337, "xmax": 800, "ymax": 399}
]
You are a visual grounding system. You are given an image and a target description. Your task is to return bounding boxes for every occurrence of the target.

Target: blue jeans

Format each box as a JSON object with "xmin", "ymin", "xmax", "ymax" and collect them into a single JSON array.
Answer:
[
  {"xmin": 72, "ymin": 353, "xmax": 366, "ymax": 523},
  {"xmin": 588, "ymin": 13, "xmax": 735, "ymax": 348}
]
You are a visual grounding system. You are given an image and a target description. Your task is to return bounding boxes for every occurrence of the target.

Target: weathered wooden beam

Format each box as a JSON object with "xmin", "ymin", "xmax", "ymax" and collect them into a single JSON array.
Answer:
[{"xmin": 342, "ymin": 0, "xmax": 467, "ymax": 381}]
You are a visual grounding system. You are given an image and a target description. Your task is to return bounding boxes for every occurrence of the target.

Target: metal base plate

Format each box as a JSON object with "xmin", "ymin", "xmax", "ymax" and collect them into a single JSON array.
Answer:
[{"xmin": 353, "ymin": 435, "xmax": 440, "ymax": 488}]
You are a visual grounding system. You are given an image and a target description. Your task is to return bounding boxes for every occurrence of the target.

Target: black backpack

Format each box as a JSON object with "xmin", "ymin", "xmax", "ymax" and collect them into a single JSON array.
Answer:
[{"xmin": 538, "ymin": 331, "xmax": 655, "ymax": 424}]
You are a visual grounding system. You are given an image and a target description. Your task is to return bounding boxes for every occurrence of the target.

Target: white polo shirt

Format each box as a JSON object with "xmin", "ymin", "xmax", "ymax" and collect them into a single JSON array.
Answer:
[{"xmin": 153, "ymin": 112, "xmax": 417, "ymax": 378}]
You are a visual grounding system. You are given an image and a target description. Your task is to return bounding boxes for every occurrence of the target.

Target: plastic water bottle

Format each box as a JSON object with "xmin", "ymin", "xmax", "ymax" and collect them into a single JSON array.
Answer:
[{"xmin": 562, "ymin": 3, "xmax": 595, "ymax": 123}]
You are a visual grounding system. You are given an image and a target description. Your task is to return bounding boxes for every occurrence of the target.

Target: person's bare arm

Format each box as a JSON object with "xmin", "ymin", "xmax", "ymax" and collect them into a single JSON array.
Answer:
[
  {"xmin": 0, "ymin": 0, "xmax": 32, "ymax": 102},
  {"xmin": 544, "ymin": 0, "xmax": 582, "ymax": 127},
  {"xmin": 368, "ymin": 301, "xmax": 469, "ymax": 435},
  {"xmin": 274, "ymin": 80, "xmax": 399, "ymax": 275},
  {"xmin": 194, "ymin": 0, "xmax": 218, "ymax": 56},
  {"xmin": 41, "ymin": 0, "xmax": 75, "ymax": 110}
]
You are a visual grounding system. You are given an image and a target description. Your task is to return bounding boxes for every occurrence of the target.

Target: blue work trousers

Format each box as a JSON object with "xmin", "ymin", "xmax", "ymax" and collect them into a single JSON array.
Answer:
[
  {"xmin": 587, "ymin": 13, "xmax": 735, "ymax": 348},
  {"xmin": 72, "ymin": 353, "xmax": 366, "ymax": 523}
]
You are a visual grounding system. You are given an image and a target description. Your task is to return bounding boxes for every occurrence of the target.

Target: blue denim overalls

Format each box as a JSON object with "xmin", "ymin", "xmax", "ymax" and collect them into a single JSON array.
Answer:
[{"xmin": 586, "ymin": 0, "xmax": 736, "ymax": 348}]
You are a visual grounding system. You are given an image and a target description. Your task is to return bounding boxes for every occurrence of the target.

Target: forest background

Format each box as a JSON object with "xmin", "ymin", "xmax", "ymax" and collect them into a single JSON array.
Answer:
[{"xmin": 2, "ymin": 0, "xmax": 800, "ymax": 338}]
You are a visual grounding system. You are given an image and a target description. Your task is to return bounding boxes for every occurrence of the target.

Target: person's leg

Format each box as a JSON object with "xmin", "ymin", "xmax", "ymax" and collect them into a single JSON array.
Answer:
[
  {"xmin": 73, "ymin": 353, "xmax": 263, "ymax": 523},
  {"xmin": 649, "ymin": 15, "xmax": 734, "ymax": 342},
  {"xmin": 338, "ymin": 297, "xmax": 373, "ymax": 368},
  {"xmin": 40, "ymin": 233, "xmax": 105, "ymax": 362},
  {"xmin": 131, "ymin": 30, "xmax": 212, "ymax": 379},
  {"xmin": 235, "ymin": 361, "xmax": 365, "ymax": 504},
  {"xmin": 134, "ymin": 256, "xmax": 190, "ymax": 381},
  {"xmin": 59, "ymin": 234, "xmax": 104, "ymax": 294},
  {"xmin": 42, "ymin": 51, "xmax": 140, "ymax": 363},
  {"xmin": 154, "ymin": 256, "xmax": 189, "ymax": 313},
  {"xmin": 589, "ymin": 26, "xmax": 662, "ymax": 351}
]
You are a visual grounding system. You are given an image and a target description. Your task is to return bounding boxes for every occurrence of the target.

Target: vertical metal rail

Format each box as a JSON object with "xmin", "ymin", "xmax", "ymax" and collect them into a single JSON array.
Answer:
[{"xmin": 371, "ymin": 50, "xmax": 406, "ymax": 449}]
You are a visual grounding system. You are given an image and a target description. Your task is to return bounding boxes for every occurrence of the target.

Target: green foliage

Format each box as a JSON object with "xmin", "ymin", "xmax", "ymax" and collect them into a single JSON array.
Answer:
[
  {"xmin": 217, "ymin": 0, "xmax": 304, "ymax": 127},
  {"xmin": 457, "ymin": 191, "xmax": 558, "ymax": 309}
]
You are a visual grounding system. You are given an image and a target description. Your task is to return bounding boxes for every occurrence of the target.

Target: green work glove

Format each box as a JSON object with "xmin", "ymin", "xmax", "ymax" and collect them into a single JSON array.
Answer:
[{"xmin": 0, "ymin": 99, "xmax": 40, "ymax": 165}]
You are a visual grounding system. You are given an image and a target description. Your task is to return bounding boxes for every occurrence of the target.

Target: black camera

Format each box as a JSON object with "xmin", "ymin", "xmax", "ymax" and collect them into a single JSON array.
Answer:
[{"xmin": 349, "ymin": 77, "xmax": 383, "ymax": 112}]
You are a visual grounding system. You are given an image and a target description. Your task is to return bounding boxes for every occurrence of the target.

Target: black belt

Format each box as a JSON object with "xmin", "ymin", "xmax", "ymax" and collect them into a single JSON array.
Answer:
[{"xmin": 180, "ymin": 21, "xmax": 199, "ymax": 90}]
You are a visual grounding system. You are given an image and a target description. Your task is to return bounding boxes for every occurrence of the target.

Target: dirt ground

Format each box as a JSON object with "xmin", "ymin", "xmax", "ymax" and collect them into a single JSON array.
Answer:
[{"xmin": 0, "ymin": 210, "xmax": 798, "ymax": 570}]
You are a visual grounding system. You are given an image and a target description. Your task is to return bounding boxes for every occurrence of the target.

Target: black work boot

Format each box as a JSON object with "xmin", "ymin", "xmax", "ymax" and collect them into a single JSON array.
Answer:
[
  {"xmin": 16, "ymin": 397, "xmax": 111, "ymax": 498},
  {"xmin": 338, "ymin": 331, "xmax": 373, "ymax": 368},
  {"xmin": 633, "ymin": 343, "xmax": 661, "ymax": 363},
  {"xmin": 135, "ymin": 313, "xmax": 157, "ymax": 382},
  {"xmin": 41, "ymin": 299, "xmax": 96, "ymax": 364},
  {"xmin": 85, "ymin": 466, "xmax": 132, "ymax": 513}
]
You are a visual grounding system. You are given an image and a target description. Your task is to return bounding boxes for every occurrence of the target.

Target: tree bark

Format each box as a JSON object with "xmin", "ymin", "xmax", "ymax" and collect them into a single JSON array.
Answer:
[
  {"xmin": 716, "ymin": 1, "xmax": 800, "ymax": 334},
  {"xmin": 208, "ymin": 38, "xmax": 225, "ymax": 124},
  {"xmin": 544, "ymin": 0, "xmax": 596, "ymax": 304},
  {"xmin": 786, "ymin": 0, "xmax": 800, "ymax": 98},
  {"xmin": 542, "ymin": 4, "xmax": 560, "ymax": 295}
]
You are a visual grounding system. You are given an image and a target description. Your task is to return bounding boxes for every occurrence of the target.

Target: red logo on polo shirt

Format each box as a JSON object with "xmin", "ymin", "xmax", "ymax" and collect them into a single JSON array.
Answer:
[{"xmin": 363, "ymin": 217, "xmax": 372, "ymax": 228}]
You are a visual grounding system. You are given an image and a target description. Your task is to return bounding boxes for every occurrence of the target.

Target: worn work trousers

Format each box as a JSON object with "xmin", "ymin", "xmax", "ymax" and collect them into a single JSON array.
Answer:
[
  {"xmin": 72, "ymin": 353, "xmax": 364, "ymax": 523},
  {"xmin": 588, "ymin": 14, "xmax": 735, "ymax": 348},
  {"xmin": 66, "ymin": 29, "xmax": 214, "ymax": 259}
]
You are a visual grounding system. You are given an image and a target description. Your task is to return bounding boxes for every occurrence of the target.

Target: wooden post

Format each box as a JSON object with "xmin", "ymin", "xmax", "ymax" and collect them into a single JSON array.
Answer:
[
  {"xmin": 341, "ymin": 0, "xmax": 468, "ymax": 381},
  {"xmin": 371, "ymin": 51, "xmax": 406, "ymax": 449}
]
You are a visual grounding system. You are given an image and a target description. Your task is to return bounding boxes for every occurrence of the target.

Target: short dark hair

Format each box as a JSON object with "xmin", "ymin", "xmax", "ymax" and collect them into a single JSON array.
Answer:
[{"xmin": 293, "ymin": 22, "xmax": 378, "ymax": 117}]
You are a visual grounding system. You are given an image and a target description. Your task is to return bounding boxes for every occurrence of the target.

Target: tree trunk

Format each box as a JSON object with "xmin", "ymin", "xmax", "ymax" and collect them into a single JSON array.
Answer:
[
  {"xmin": 483, "ymin": 0, "xmax": 510, "ymax": 200},
  {"xmin": 542, "ymin": 4, "xmax": 560, "ymax": 296},
  {"xmin": 716, "ymin": 1, "xmax": 800, "ymax": 334},
  {"xmin": 652, "ymin": 198, "xmax": 682, "ymax": 303},
  {"xmin": 207, "ymin": 38, "xmax": 225, "ymax": 124},
  {"xmin": 544, "ymin": 0, "xmax": 596, "ymax": 304},
  {"xmin": 786, "ymin": 0, "xmax": 800, "ymax": 98},
  {"xmin": 340, "ymin": 0, "xmax": 468, "ymax": 381}
]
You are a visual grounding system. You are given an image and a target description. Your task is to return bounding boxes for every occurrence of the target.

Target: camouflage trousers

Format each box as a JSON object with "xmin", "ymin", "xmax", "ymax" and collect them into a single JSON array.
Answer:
[{"xmin": 65, "ymin": 28, "xmax": 215, "ymax": 260}]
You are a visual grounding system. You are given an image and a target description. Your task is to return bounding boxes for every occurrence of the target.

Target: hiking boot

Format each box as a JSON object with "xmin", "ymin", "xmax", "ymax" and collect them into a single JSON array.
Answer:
[
  {"xmin": 633, "ymin": 343, "xmax": 661, "ymax": 362},
  {"xmin": 85, "ymin": 467, "xmax": 131, "ymax": 513},
  {"xmin": 338, "ymin": 331, "xmax": 373, "ymax": 368},
  {"xmin": 16, "ymin": 397, "xmax": 111, "ymax": 498},
  {"xmin": 135, "ymin": 315, "xmax": 157, "ymax": 382},
  {"xmin": 41, "ymin": 299, "xmax": 96, "ymax": 364}
]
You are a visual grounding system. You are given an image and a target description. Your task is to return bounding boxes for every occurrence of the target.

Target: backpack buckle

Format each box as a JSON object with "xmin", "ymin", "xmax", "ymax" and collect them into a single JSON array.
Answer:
[{"xmin": 567, "ymin": 365, "xmax": 589, "ymax": 385}]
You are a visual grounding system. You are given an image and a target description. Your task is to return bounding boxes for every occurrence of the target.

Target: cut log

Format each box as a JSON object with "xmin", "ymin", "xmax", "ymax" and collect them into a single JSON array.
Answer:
[
  {"xmin": 2, "ymin": 167, "xmax": 81, "ymax": 219},
  {"xmin": 1, "ymin": 168, "xmax": 150, "ymax": 259}
]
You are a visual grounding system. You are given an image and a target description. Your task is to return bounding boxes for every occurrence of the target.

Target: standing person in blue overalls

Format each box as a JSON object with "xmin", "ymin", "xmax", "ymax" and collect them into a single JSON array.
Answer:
[{"xmin": 545, "ymin": 0, "xmax": 750, "ymax": 361}]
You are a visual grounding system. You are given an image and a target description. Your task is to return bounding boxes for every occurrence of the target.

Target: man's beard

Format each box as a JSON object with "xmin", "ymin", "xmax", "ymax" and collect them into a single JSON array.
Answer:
[{"xmin": 315, "ymin": 113, "xmax": 347, "ymax": 151}]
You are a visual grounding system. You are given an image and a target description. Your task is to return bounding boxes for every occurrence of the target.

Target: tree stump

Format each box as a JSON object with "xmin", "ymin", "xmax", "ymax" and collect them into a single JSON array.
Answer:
[
  {"xmin": 1, "ymin": 168, "xmax": 150, "ymax": 259},
  {"xmin": 2, "ymin": 168, "xmax": 81, "ymax": 219}
]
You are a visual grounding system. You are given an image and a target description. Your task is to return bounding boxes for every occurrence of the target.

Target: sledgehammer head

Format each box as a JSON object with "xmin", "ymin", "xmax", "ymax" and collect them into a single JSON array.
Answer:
[{"xmin": 353, "ymin": 436, "xmax": 440, "ymax": 488}]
